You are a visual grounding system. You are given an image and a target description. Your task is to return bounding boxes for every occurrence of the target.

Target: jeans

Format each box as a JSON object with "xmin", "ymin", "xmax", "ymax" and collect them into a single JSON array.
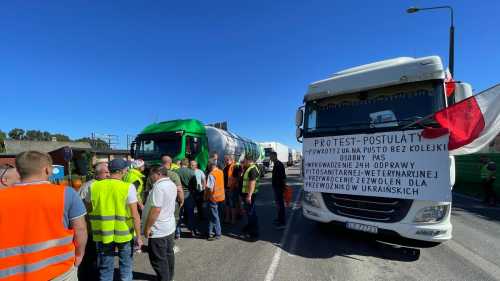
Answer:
[
  {"xmin": 242, "ymin": 193, "xmax": 259, "ymax": 237},
  {"xmin": 273, "ymin": 185, "xmax": 286, "ymax": 225},
  {"xmin": 176, "ymin": 195, "xmax": 196, "ymax": 236},
  {"xmin": 208, "ymin": 201, "xmax": 223, "ymax": 237},
  {"xmin": 96, "ymin": 241, "xmax": 133, "ymax": 281},
  {"xmin": 148, "ymin": 234, "xmax": 175, "ymax": 281}
]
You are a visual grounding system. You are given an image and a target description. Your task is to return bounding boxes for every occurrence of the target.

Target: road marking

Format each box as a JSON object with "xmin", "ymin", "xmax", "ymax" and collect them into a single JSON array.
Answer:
[
  {"xmin": 446, "ymin": 239, "xmax": 500, "ymax": 278},
  {"xmin": 264, "ymin": 191, "xmax": 302, "ymax": 281}
]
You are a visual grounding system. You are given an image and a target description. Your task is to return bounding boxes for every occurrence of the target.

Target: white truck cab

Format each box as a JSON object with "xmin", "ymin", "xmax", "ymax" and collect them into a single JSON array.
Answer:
[{"xmin": 296, "ymin": 56, "xmax": 472, "ymax": 243}]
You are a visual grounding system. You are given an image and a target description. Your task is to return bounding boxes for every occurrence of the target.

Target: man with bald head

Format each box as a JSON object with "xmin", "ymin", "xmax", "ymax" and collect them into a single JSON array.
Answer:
[{"xmin": 79, "ymin": 162, "xmax": 110, "ymax": 200}]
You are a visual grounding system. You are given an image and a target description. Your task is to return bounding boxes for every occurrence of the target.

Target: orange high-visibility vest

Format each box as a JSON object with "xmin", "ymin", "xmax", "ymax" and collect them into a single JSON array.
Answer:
[
  {"xmin": 0, "ymin": 183, "xmax": 76, "ymax": 281},
  {"xmin": 226, "ymin": 163, "xmax": 239, "ymax": 191},
  {"xmin": 209, "ymin": 168, "xmax": 225, "ymax": 203}
]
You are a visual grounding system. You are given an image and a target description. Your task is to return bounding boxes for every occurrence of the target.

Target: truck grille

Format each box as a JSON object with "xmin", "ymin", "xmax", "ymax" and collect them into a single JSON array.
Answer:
[{"xmin": 322, "ymin": 193, "xmax": 413, "ymax": 223}]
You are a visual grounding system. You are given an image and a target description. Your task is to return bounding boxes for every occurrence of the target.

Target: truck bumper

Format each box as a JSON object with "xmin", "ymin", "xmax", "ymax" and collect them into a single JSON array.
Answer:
[{"xmin": 302, "ymin": 201, "xmax": 452, "ymax": 243}]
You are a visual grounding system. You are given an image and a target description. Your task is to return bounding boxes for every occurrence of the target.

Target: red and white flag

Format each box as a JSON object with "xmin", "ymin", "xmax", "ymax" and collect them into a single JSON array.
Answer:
[
  {"xmin": 444, "ymin": 69, "xmax": 456, "ymax": 97},
  {"xmin": 422, "ymin": 84, "xmax": 500, "ymax": 155}
]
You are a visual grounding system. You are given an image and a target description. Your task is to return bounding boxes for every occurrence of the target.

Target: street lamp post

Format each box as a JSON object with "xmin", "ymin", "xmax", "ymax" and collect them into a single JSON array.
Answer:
[{"xmin": 407, "ymin": 6, "xmax": 455, "ymax": 77}]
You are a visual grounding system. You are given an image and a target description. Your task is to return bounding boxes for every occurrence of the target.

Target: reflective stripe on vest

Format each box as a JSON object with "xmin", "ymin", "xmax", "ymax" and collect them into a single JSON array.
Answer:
[
  {"xmin": 210, "ymin": 168, "xmax": 225, "ymax": 203},
  {"xmin": 123, "ymin": 168, "xmax": 144, "ymax": 202},
  {"xmin": 0, "ymin": 184, "xmax": 75, "ymax": 280},
  {"xmin": 0, "ymin": 250, "xmax": 74, "ymax": 279},
  {"xmin": 89, "ymin": 179, "xmax": 134, "ymax": 244},
  {"xmin": 0, "ymin": 236, "xmax": 73, "ymax": 259},
  {"xmin": 242, "ymin": 164, "xmax": 260, "ymax": 194}
]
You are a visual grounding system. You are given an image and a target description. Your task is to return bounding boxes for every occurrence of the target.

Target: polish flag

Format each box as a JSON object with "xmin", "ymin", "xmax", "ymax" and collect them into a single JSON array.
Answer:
[
  {"xmin": 422, "ymin": 84, "xmax": 500, "ymax": 155},
  {"xmin": 445, "ymin": 69, "xmax": 456, "ymax": 97}
]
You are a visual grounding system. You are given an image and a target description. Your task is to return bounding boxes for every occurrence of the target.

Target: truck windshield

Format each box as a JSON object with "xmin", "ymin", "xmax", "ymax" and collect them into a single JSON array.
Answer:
[
  {"xmin": 304, "ymin": 80, "xmax": 445, "ymax": 135},
  {"xmin": 135, "ymin": 136, "xmax": 182, "ymax": 160}
]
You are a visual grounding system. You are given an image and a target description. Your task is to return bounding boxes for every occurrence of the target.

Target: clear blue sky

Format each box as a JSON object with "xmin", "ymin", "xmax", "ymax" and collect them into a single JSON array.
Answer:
[{"xmin": 1, "ymin": 1, "xmax": 499, "ymax": 150}]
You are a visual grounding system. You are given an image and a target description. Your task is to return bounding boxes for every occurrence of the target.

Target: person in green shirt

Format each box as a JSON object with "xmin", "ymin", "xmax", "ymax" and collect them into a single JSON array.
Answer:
[{"xmin": 175, "ymin": 158, "xmax": 198, "ymax": 237}]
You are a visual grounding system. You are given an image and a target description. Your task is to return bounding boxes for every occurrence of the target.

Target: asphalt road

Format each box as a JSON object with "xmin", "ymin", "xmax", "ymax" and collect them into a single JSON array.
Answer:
[{"xmin": 131, "ymin": 167, "xmax": 500, "ymax": 281}]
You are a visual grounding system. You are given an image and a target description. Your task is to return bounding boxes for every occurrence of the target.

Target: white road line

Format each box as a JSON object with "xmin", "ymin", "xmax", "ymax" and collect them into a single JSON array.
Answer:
[
  {"xmin": 264, "ymin": 191, "xmax": 302, "ymax": 281},
  {"xmin": 445, "ymin": 239, "xmax": 500, "ymax": 278}
]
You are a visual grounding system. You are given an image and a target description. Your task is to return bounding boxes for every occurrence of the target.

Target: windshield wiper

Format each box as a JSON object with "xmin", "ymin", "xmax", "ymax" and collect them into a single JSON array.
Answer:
[{"xmin": 310, "ymin": 115, "xmax": 437, "ymax": 132}]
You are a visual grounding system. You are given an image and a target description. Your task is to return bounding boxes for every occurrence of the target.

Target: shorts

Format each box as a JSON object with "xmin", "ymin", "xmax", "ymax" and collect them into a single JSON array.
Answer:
[{"xmin": 227, "ymin": 189, "xmax": 240, "ymax": 208}]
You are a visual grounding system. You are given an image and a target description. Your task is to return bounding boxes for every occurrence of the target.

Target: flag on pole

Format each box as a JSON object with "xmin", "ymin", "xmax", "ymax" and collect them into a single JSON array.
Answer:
[
  {"xmin": 422, "ymin": 84, "xmax": 500, "ymax": 155},
  {"xmin": 444, "ymin": 68, "xmax": 456, "ymax": 97}
]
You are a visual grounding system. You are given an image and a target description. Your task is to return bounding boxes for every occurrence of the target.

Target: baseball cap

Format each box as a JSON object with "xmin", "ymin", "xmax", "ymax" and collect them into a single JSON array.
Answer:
[
  {"xmin": 109, "ymin": 159, "xmax": 128, "ymax": 173},
  {"xmin": 131, "ymin": 159, "xmax": 145, "ymax": 169}
]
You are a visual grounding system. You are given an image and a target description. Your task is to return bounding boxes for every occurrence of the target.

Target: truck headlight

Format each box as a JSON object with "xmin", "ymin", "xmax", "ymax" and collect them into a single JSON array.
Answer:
[
  {"xmin": 303, "ymin": 191, "xmax": 321, "ymax": 208},
  {"xmin": 414, "ymin": 205, "xmax": 448, "ymax": 223}
]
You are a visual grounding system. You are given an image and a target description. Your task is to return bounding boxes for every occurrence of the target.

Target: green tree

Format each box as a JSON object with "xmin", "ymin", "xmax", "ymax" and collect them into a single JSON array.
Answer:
[
  {"xmin": 25, "ymin": 130, "xmax": 45, "ymax": 141},
  {"xmin": 8, "ymin": 128, "xmax": 25, "ymax": 140},
  {"xmin": 0, "ymin": 130, "xmax": 6, "ymax": 140},
  {"xmin": 75, "ymin": 137, "xmax": 110, "ymax": 150},
  {"xmin": 51, "ymin": 133, "xmax": 71, "ymax": 142},
  {"xmin": 42, "ymin": 131, "xmax": 52, "ymax": 141}
]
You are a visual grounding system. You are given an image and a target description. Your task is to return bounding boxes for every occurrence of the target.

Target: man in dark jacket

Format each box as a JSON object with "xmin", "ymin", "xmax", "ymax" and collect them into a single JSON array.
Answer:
[{"xmin": 271, "ymin": 152, "xmax": 287, "ymax": 229}]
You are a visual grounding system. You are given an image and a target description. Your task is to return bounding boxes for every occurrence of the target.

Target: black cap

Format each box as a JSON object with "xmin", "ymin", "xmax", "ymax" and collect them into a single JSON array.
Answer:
[{"xmin": 109, "ymin": 159, "xmax": 128, "ymax": 173}]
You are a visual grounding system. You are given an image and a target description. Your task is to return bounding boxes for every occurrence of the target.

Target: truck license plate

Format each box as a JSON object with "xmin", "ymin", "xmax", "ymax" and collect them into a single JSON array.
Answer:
[{"xmin": 346, "ymin": 222, "xmax": 378, "ymax": 234}]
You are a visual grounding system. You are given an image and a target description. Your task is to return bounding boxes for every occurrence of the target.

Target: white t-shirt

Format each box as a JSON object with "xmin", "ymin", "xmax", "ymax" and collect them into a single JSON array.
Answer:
[{"xmin": 141, "ymin": 177, "xmax": 177, "ymax": 238}]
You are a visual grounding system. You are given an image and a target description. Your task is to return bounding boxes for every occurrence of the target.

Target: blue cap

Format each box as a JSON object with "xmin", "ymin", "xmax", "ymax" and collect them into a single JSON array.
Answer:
[{"xmin": 109, "ymin": 159, "xmax": 128, "ymax": 173}]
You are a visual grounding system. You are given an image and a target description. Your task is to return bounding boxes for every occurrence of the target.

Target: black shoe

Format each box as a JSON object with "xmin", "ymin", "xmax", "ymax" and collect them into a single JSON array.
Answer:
[
  {"xmin": 191, "ymin": 230, "xmax": 198, "ymax": 238},
  {"xmin": 244, "ymin": 233, "xmax": 259, "ymax": 241},
  {"xmin": 207, "ymin": 236, "xmax": 215, "ymax": 241}
]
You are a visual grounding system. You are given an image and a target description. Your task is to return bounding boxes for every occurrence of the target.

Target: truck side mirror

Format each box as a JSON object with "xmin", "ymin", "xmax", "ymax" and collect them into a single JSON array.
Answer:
[
  {"xmin": 295, "ymin": 109, "xmax": 304, "ymax": 127},
  {"xmin": 296, "ymin": 128, "xmax": 303, "ymax": 143},
  {"xmin": 454, "ymin": 82, "xmax": 473, "ymax": 103}
]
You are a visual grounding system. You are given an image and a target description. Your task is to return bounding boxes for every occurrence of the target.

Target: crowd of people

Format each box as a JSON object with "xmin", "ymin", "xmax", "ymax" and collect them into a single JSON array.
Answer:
[{"xmin": 0, "ymin": 150, "xmax": 288, "ymax": 281}]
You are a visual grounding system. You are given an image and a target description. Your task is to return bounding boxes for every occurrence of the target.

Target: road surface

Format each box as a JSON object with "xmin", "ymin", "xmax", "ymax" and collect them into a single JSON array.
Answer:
[{"xmin": 131, "ymin": 167, "xmax": 500, "ymax": 281}]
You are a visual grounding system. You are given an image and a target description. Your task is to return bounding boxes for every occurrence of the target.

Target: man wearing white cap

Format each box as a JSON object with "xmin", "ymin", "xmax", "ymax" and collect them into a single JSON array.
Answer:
[{"xmin": 124, "ymin": 159, "xmax": 146, "ymax": 210}]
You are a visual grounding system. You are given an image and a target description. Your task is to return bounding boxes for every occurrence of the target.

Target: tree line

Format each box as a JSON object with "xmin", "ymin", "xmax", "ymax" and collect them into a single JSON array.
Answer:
[{"xmin": 0, "ymin": 128, "xmax": 110, "ymax": 150}]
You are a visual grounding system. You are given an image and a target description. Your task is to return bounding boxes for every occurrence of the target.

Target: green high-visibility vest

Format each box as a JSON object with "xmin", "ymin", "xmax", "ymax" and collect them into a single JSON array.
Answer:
[
  {"xmin": 89, "ymin": 179, "xmax": 134, "ymax": 244},
  {"xmin": 242, "ymin": 164, "xmax": 260, "ymax": 194},
  {"xmin": 123, "ymin": 168, "xmax": 144, "ymax": 203}
]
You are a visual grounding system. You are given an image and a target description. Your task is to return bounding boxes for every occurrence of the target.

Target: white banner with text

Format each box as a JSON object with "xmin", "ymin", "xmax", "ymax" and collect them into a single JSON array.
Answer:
[{"xmin": 303, "ymin": 130, "xmax": 451, "ymax": 202}]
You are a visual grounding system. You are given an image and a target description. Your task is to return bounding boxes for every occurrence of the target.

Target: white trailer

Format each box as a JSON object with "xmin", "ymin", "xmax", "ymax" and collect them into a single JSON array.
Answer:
[
  {"xmin": 260, "ymin": 141, "xmax": 289, "ymax": 172},
  {"xmin": 288, "ymin": 148, "xmax": 298, "ymax": 166}
]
